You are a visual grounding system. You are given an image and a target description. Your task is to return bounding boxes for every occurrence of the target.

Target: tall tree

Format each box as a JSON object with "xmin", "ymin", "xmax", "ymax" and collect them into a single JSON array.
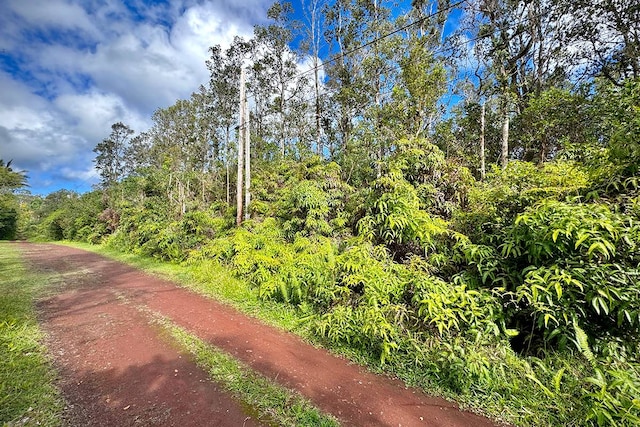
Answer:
[
  {"xmin": 251, "ymin": 2, "xmax": 309, "ymax": 158},
  {"xmin": 561, "ymin": 0, "xmax": 640, "ymax": 85},
  {"xmin": 206, "ymin": 38, "xmax": 247, "ymax": 204},
  {"xmin": 391, "ymin": 34, "xmax": 447, "ymax": 140},
  {"xmin": 93, "ymin": 122, "xmax": 134, "ymax": 187},
  {"xmin": 323, "ymin": 0, "xmax": 400, "ymax": 181},
  {"xmin": 472, "ymin": 0, "xmax": 536, "ymax": 168},
  {"xmin": 322, "ymin": 0, "xmax": 369, "ymax": 157},
  {"xmin": 300, "ymin": 0, "xmax": 327, "ymax": 155},
  {"xmin": 461, "ymin": 0, "xmax": 582, "ymax": 167},
  {"xmin": 237, "ymin": 68, "xmax": 247, "ymax": 226},
  {"xmin": 148, "ymin": 98, "xmax": 208, "ymax": 216},
  {"xmin": 122, "ymin": 131, "xmax": 151, "ymax": 177}
]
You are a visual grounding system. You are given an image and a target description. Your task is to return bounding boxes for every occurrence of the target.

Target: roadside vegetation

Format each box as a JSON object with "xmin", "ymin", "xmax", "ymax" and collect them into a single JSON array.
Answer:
[
  {"xmin": 58, "ymin": 140, "xmax": 640, "ymax": 426},
  {"xmin": 0, "ymin": 243, "xmax": 63, "ymax": 426},
  {"xmin": 9, "ymin": 88, "xmax": 640, "ymax": 427},
  {"xmin": 2, "ymin": 1, "xmax": 639, "ymax": 425}
]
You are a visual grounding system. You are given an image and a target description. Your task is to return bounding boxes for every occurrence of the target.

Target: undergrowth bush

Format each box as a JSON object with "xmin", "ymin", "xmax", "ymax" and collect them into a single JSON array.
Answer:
[
  {"xmin": 33, "ymin": 129, "xmax": 639, "ymax": 426},
  {"xmin": 191, "ymin": 218, "xmax": 337, "ymax": 305},
  {"xmin": 183, "ymin": 150, "xmax": 640, "ymax": 425},
  {"xmin": 455, "ymin": 160, "xmax": 589, "ymax": 240},
  {"xmin": 501, "ymin": 200, "xmax": 640, "ymax": 352},
  {"xmin": 107, "ymin": 205, "xmax": 231, "ymax": 262}
]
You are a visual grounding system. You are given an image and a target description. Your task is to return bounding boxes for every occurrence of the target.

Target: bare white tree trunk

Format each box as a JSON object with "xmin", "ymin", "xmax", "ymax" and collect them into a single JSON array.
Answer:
[
  {"xmin": 225, "ymin": 125, "xmax": 230, "ymax": 205},
  {"xmin": 500, "ymin": 97, "xmax": 510, "ymax": 170},
  {"xmin": 480, "ymin": 102, "xmax": 486, "ymax": 180},
  {"xmin": 244, "ymin": 93, "xmax": 250, "ymax": 222},
  {"xmin": 236, "ymin": 69, "xmax": 246, "ymax": 226}
]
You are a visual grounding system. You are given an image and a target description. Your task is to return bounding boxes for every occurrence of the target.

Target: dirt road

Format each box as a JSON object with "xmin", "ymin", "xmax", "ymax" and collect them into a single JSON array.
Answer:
[{"xmin": 18, "ymin": 242, "xmax": 501, "ymax": 426}]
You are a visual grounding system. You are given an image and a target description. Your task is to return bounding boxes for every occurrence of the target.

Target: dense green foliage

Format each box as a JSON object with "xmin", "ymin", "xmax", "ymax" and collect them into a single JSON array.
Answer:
[
  {"xmin": 0, "ymin": 160, "xmax": 28, "ymax": 240},
  {"xmin": 27, "ymin": 106, "xmax": 640, "ymax": 425},
  {"xmin": 14, "ymin": 1, "xmax": 640, "ymax": 425}
]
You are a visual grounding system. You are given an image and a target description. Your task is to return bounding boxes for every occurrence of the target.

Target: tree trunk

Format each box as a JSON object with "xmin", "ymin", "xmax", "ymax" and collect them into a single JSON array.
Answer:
[
  {"xmin": 305, "ymin": 0, "xmax": 323, "ymax": 157},
  {"xmin": 225, "ymin": 125, "xmax": 230, "ymax": 205},
  {"xmin": 280, "ymin": 77, "xmax": 286, "ymax": 158},
  {"xmin": 314, "ymin": 62, "xmax": 322, "ymax": 156},
  {"xmin": 480, "ymin": 102, "xmax": 486, "ymax": 180},
  {"xmin": 540, "ymin": 139, "xmax": 547, "ymax": 164},
  {"xmin": 236, "ymin": 69, "xmax": 246, "ymax": 226},
  {"xmin": 181, "ymin": 178, "xmax": 186, "ymax": 216},
  {"xmin": 500, "ymin": 97, "xmax": 510, "ymax": 169},
  {"xmin": 376, "ymin": 0, "xmax": 383, "ymax": 178},
  {"xmin": 375, "ymin": 91, "xmax": 382, "ymax": 179},
  {"xmin": 244, "ymin": 101, "xmax": 251, "ymax": 221}
]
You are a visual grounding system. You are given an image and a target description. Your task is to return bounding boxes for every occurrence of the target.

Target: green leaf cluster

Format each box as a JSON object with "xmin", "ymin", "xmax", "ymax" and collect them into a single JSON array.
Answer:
[{"xmin": 502, "ymin": 200, "xmax": 640, "ymax": 349}]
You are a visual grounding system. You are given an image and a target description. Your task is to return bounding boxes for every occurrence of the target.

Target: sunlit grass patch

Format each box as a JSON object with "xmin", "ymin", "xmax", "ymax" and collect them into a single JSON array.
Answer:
[
  {"xmin": 153, "ymin": 316, "xmax": 339, "ymax": 427},
  {"xmin": 0, "ymin": 243, "xmax": 63, "ymax": 425}
]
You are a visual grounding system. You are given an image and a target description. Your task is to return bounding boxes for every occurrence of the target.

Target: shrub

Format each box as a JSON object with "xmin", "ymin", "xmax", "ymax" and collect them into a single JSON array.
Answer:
[{"xmin": 501, "ymin": 200, "xmax": 640, "ymax": 352}]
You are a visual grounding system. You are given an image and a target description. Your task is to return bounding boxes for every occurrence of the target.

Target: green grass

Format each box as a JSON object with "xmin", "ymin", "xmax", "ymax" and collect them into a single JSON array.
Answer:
[
  {"xmin": 153, "ymin": 316, "xmax": 339, "ymax": 427},
  {"xmin": 0, "ymin": 243, "xmax": 63, "ymax": 426}
]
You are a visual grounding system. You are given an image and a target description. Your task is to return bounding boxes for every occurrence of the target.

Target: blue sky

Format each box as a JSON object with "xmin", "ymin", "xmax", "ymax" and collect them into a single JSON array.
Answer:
[{"xmin": 0, "ymin": 0, "xmax": 274, "ymax": 195}]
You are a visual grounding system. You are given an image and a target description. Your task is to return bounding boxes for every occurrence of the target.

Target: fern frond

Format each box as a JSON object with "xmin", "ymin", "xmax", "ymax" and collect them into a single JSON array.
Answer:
[{"xmin": 573, "ymin": 322, "xmax": 596, "ymax": 367}]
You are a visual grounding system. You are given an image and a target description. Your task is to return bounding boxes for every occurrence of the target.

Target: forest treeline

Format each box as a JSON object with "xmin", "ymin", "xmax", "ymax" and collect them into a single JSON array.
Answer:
[{"xmin": 2, "ymin": 0, "xmax": 639, "ymax": 425}]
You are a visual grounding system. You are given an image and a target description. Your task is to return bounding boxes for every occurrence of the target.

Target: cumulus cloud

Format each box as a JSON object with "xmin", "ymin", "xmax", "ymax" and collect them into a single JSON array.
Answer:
[
  {"xmin": 6, "ymin": 0, "xmax": 95, "ymax": 31},
  {"xmin": 0, "ymin": 0, "xmax": 271, "ymax": 194},
  {"xmin": 58, "ymin": 165, "xmax": 99, "ymax": 182},
  {"xmin": 55, "ymin": 90, "xmax": 150, "ymax": 143}
]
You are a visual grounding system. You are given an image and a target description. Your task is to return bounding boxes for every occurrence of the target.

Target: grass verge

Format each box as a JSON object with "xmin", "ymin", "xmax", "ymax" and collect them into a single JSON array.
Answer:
[
  {"xmin": 152, "ymin": 315, "xmax": 339, "ymax": 427},
  {"xmin": 0, "ymin": 242, "xmax": 63, "ymax": 426}
]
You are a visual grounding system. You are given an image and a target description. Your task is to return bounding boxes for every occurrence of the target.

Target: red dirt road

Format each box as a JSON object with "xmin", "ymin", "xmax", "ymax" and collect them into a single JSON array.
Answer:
[{"xmin": 18, "ymin": 242, "xmax": 501, "ymax": 427}]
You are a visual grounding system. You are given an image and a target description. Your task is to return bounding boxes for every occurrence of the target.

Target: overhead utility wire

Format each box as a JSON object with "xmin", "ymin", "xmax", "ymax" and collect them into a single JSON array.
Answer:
[
  {"xmin": 242, "ymin": 0, "xmax": 471, "ymax": 104},
  {"xmin": 234, "ymin": 21, "xmax": 522, "ymax": 132},
  {"xmin": 232, "ymin": 0, "xmax": 474, "ymax": 133},
  {"xmin": 233, "ymin": 0, "xmax": 544, "ymax": 133},
  {"xmin": 295, "ymin": 0, "xmax": 469, "ymax": 80},
  {"xmin": 231, "ymin": 27, "xmax": 496, "ymax": 135}
]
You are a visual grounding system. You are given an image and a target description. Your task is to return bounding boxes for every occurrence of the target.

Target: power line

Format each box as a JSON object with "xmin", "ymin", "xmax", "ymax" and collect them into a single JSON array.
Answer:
[
  {"xmin": 208, "ymin": 0, "xmax": 548, "ymax": 139},
  {"xmin": 228, "ymin": 0, "xmax": 475, "ymax": 132},
  {"xmin": 293, "ymin": 0, "xmax": 469, "ymax": 81},
  {"xmin": 241, "ymin": 0, "xmax": 470, "ymax": 105},
  {"xmin": 230, "ymin": 26, "xmax": 498, "ymax": 135},
  {"xmin": 209, "ymin": 0, "xmax": 548, "ymax": 140},
  {"xmin": 234, "ymin": 0, "xmax": 556, "ymax": 122}
]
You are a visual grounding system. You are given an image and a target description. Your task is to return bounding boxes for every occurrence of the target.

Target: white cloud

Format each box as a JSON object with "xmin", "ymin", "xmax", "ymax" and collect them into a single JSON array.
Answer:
[
  {"xmin": 81, "ymin": 31, "xmax": 186, "ymax": 112},
  {"xmin": 55, "ymin": 90, "xmax": 150, "ymax": 142},
  {"xmin": 0, "ymin": 72, "xmax": 64, "ymax": 168},
  {"xmin": 297, "ymin": 55, "xmax": 326, "ymax": 84},
  {"xmin": 59, "ymin": 165, "xmax": 99, "ymax": 182},
  {"xmin": 0, "ymin": 0, "xmax": 272, "ymax": 194},
  {"xmin": 5, "ymin": 0, "xmax": 97, "ymax": 34}
]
